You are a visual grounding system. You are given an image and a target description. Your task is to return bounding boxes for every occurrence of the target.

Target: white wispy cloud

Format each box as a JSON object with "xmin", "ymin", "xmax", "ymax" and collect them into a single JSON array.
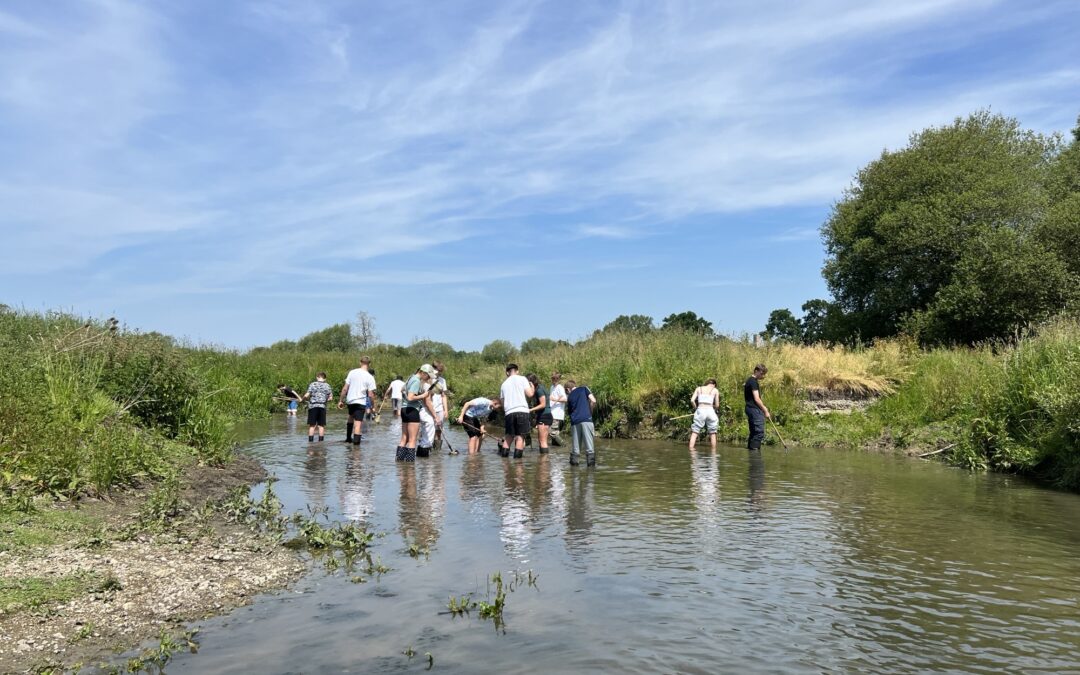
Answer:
[
  {"xmin": 576, "ymin": 225, "xmax": 644, "ymax": 240},
  {"xmin": 1, "ymin": 0, "xmax": 1077, "ymax": 309}
]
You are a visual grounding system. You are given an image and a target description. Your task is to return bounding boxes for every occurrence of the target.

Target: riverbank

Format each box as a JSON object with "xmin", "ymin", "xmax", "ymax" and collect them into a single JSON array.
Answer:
[{"xmin": 0, "ymin": 457, "xmax": 306, "ymax": 674}]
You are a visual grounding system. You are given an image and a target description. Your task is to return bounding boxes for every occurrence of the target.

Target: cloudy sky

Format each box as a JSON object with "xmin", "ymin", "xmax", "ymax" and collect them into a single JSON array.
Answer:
[{"xmin": 2, "ymin": 0, "xmax": 1077, "ymax": 350}]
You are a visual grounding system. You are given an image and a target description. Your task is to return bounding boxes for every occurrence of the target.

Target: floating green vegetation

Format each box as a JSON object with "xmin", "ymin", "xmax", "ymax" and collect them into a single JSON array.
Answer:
[
  {"xmin": 446, "ymin": 594, "xmax": 477, "ymax": 617},
  {"xmin": 445, "ymin": 569, "xmax": 538, "ymax": 633},
  {"xmin": 476, "ymin": 572, "xmax": 507, "ymax": 630},
  {"xmin": 289, "ymin": 510, "xmax": 374, "ymax": 555},
  {"xmin": 279, "ymin": 505, "xmax": 389, "ymax": 577},
  {"xmin": 406, "ymin": 538, "xmax": 429, "ymax": 559}
]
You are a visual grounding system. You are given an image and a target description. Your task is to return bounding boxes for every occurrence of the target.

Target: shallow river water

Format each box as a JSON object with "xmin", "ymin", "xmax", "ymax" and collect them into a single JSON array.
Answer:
[{"xmin": 162, "ymin": 413, "xmax": 1080, "ymax": 674}]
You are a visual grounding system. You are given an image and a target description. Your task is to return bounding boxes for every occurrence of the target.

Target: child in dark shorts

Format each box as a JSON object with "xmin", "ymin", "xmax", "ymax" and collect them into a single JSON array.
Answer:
[
  {"xmin": 304, "ymin": 372, "xmax": 333, "ymax": 442},
  {"xmin": 458, "ymin": 397, "xmax": 502, "ymax": 453}
]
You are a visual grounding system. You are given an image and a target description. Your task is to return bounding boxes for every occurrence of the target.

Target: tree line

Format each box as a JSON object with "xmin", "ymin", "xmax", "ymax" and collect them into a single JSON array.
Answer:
[
  {"xmin": 253, "ymin": 310, "xmax": 721, "ymax": 362},
  {"xmin": 765, "ymin": 110, "xmax": 1079, "ymax": 346}
]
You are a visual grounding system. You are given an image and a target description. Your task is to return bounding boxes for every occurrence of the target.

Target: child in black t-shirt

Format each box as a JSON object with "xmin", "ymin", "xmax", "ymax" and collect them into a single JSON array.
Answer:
[
  {"xmin": 744, "ymin": 364, "xmax": 770, "ymax": 450},
  {"xmin": 278, "ymin": 384, "xmax": 302, "ymax": 416}
]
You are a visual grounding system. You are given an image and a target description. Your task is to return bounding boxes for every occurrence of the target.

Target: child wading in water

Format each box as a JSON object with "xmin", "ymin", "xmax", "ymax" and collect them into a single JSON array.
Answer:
[
  {"xmin": 688, "ymin": 378, "xmax": 720, "ymax": 451},
  {"xmin": 396, "ymin": 364, "xmax": 439, "ymax": 462},
  {"xmin": 303, "ymin": 372, "xmax": 334, "ymax": 442},
  {"xmin": 277, "ymin": 384, "xmax": 302, "ymax": 416},
  {"xmin": 528, "ymin": 373, "xmax": 552, "ymax": 454},
  {"xmin": 458, "ymin": 396, "xmax": 502, "ymax": 453}
]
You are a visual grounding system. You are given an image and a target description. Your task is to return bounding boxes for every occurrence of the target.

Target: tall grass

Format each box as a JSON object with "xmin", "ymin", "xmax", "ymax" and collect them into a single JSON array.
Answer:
[
  {"xmin": 0, "ymin": 312, "xmax": 233, "ymax": 499},
  {"xmin": 196, "ymin": 329, "xmax": 907, "ymax": 442},
  {"xmin": 3, "ymin": 308, "xmax": 1077, "ymax": 496},
  {"xmin": 833, "ymin": 318, "xmax": 1080, "ymax": 488}
]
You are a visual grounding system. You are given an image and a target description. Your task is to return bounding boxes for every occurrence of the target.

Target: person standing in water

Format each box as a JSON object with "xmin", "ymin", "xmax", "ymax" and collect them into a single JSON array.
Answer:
[
  {"xmin": 745, "ymin": 364, "xmax": 770, "ymax": 451},
  {"xmin": 277, "ymin": 384, "xmax": 302, "ymax": 416},
  {"xmin": 527, "ymin": 373, "xmax": 553, "ymax": 454},
  {"xmin": 548, "ymin": 372, "xmax": 567, "ymax": 446},
  {"xmin": 397, "ymin": 364, "xmax": 438, "ymax": 462},
  {"xmin": 431, "ymin": 361, "xmax": 450, "ymax": 452},
  {"xmin": 458, "ymin": 396, "xmax": 502, "ymax": 454},
  {"xmin": 565, "ymin": 379, "xmax": 597, "ymax": 467},
  {"xmin": 303, "ymin": 372, "xmax": 334, "ymax": 442},
  {"xmin": 338, "ymin": 356, "xmax": 376, "ymax": 445},
  {"xmin": 384, "ymin": 374, "xmax": 406, "ymax": 417},
  {"xmin": 688, "ymin": 378, "xmax": 720, "ymax": 451},
  {"xmin": 500, "ymin": 363, "xmax": 534, "ymax": 459},
  {"xmin": 417, "ymin": 366, "xmax": 443, "ymax": 458}
]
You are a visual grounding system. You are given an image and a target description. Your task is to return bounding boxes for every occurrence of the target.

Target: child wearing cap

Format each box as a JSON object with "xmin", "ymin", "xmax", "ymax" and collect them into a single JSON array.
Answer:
[{"xmin": 396, "ymin": 365, "xmax": 439, "ymax": 462}]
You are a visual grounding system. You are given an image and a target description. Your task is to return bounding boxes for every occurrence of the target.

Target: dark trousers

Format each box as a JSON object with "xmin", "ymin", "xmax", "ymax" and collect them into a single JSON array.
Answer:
[{"xmin": 746, "ymin": 405, "xmax": 766, "ymax": 450}]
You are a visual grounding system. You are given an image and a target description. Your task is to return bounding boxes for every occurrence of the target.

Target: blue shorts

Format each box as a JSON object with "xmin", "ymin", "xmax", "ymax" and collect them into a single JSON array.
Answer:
[{"xmin": 288, "ymin": 401, "xmax": 298, "ymax": 411}]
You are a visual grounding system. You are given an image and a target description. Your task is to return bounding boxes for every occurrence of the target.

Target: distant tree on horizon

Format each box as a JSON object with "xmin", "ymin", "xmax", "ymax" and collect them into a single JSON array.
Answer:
[
  {"xmin": 481, "ymin": 339, "xmax": 517, "ymax": 364},
  {"xmin": 661, "ymin": 311, "xmax": 713, "ymax": 336},
  {"xmin": 295, "ymin": 323, "xmax": 354, "ymax": 352},
  {"xmin": 521, "ymin": 337, "xmax": 558, "ymax": 354},
  {"xmin": 408, "ymin": 338, "xmax": 456, "ymax": 361},
  {"xmin": 598, "ymin": 314, "xmax": 656, "ymax": 334},
  {"xmin": 762, "ymin": 309, "xmax": 801, "ymax": 342},
  {"xmin": 353, "ymin": 311, "xmax": 379, "ymax": 349}
]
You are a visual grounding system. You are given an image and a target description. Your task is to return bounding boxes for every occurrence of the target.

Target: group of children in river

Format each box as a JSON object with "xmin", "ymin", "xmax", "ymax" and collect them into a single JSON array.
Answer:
[
  {"xmin": 276, "ymin": 359, "xmax": 773, "ymax": 465},
  {"xmin": 276, "ymin": 360, "xmax": 600, "ymax": 465}
]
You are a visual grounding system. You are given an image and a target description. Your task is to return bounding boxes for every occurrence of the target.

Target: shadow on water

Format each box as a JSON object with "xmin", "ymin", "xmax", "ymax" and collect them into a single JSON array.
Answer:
[{"xmin": 162, "ymin": 413, "xmax": 1080, "ymax": 674}]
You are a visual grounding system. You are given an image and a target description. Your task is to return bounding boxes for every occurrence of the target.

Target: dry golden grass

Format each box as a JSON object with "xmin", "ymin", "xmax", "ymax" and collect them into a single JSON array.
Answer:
[{"xmin": 769, "ymin": 341, "xmax": 910, "ymax": 397}]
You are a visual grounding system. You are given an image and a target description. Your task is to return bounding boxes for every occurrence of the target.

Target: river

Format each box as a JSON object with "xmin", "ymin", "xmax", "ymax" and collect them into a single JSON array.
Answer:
[{"xmin": 159, "ymin": 413, "xmax": 1080, "ymax": 673}]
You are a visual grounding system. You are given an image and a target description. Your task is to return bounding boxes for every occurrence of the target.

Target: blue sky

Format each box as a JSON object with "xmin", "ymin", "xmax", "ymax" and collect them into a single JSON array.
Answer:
[{"xmin": 2, "ymin": 0, "xmax": 1078, "ymax": 350}]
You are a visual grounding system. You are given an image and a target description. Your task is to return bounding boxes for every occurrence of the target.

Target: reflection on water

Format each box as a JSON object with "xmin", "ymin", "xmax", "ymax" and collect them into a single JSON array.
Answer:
[
  {"xmin": 339, "ymin": 448, "xmax": 373, "ymax": 522},
  {"xmin": 748, "ymin": 449, "xmax": 766, "ymax": 512},
  {"xmin": 300, "ymin": 447, "xmax": 327, "ymax": 505},
  {"xmin": 166, "ymin": 413, "xmax": 1080, "ymax": 674}
]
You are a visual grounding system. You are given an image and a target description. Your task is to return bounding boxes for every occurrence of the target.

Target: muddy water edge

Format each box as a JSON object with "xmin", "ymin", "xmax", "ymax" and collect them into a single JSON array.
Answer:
[{"xmin": 0, "ymin": 457, "xmax": 306, "ymax": 673}]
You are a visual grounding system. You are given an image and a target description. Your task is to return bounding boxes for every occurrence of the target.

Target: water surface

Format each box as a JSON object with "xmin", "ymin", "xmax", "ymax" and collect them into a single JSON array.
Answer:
[{"xmin": 165, "ymin": 413, "xmax": 1080, "ymax": 673}]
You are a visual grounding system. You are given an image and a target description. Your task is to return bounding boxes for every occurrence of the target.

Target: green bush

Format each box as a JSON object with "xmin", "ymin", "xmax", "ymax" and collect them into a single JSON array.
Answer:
[{"xmin": 0, "ymin": 312, "xmax": 234, "ymax": 498}]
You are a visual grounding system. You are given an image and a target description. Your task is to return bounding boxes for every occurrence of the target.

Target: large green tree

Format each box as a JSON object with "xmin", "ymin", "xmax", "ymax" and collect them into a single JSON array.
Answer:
[
  {"xmin": 408, "ymin": 338, "xmax": 456, "ymax": 361},
  {"xmin": 295, "ymin": 323, "xmax": 354, "ymax": 352},
  {"xmin": 822, "ymin": 111, "xmax": 1076, "ymax": 344},
  {"xmin": 661, "ymin": 311, "xmax": 713, "ymax": 336},
  {"xmin": 520, "ymin": 337, "xmax": 558, "ymax": 354},
  {"xmin": 480, "ymin": 339, "xmax": 517, "ymax": 364},
  {"xmin": 763, "ymin": 309, "xmax": 801, "ymax": 342},
  {"xmin": 1040, "ymin": 115, "xmax": 1080, "ymax": 291},
  {"xmin": 599, "ymin": 314, "xmax": 655, "ymax": 334}
]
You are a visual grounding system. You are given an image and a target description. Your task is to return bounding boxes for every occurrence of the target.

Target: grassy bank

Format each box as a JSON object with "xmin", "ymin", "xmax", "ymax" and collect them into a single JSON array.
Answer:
[
  {"xmin": 191, "ymin": 328, "xmax": 907, "ymax": 439},
  {"xmin": 202, "ymin": 317, "xmax": 1077, "ymax": 490},
  {"xmin": 2, "ymin": 309, "xmax": 1078, "ymax": 500},
  {"xmin": 0, "ymin": 311, "xmax": 232, "ymax": 500},
  {"xmin": 785, "ymin": 318, "xmax": 1080, "ymax": 488}
]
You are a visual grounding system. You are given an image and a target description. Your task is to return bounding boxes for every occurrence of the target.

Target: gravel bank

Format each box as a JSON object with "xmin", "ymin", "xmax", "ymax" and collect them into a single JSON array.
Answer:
[{"xmin": 0, "ymin": 458, "xmax": 307, "ymax": 673}]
